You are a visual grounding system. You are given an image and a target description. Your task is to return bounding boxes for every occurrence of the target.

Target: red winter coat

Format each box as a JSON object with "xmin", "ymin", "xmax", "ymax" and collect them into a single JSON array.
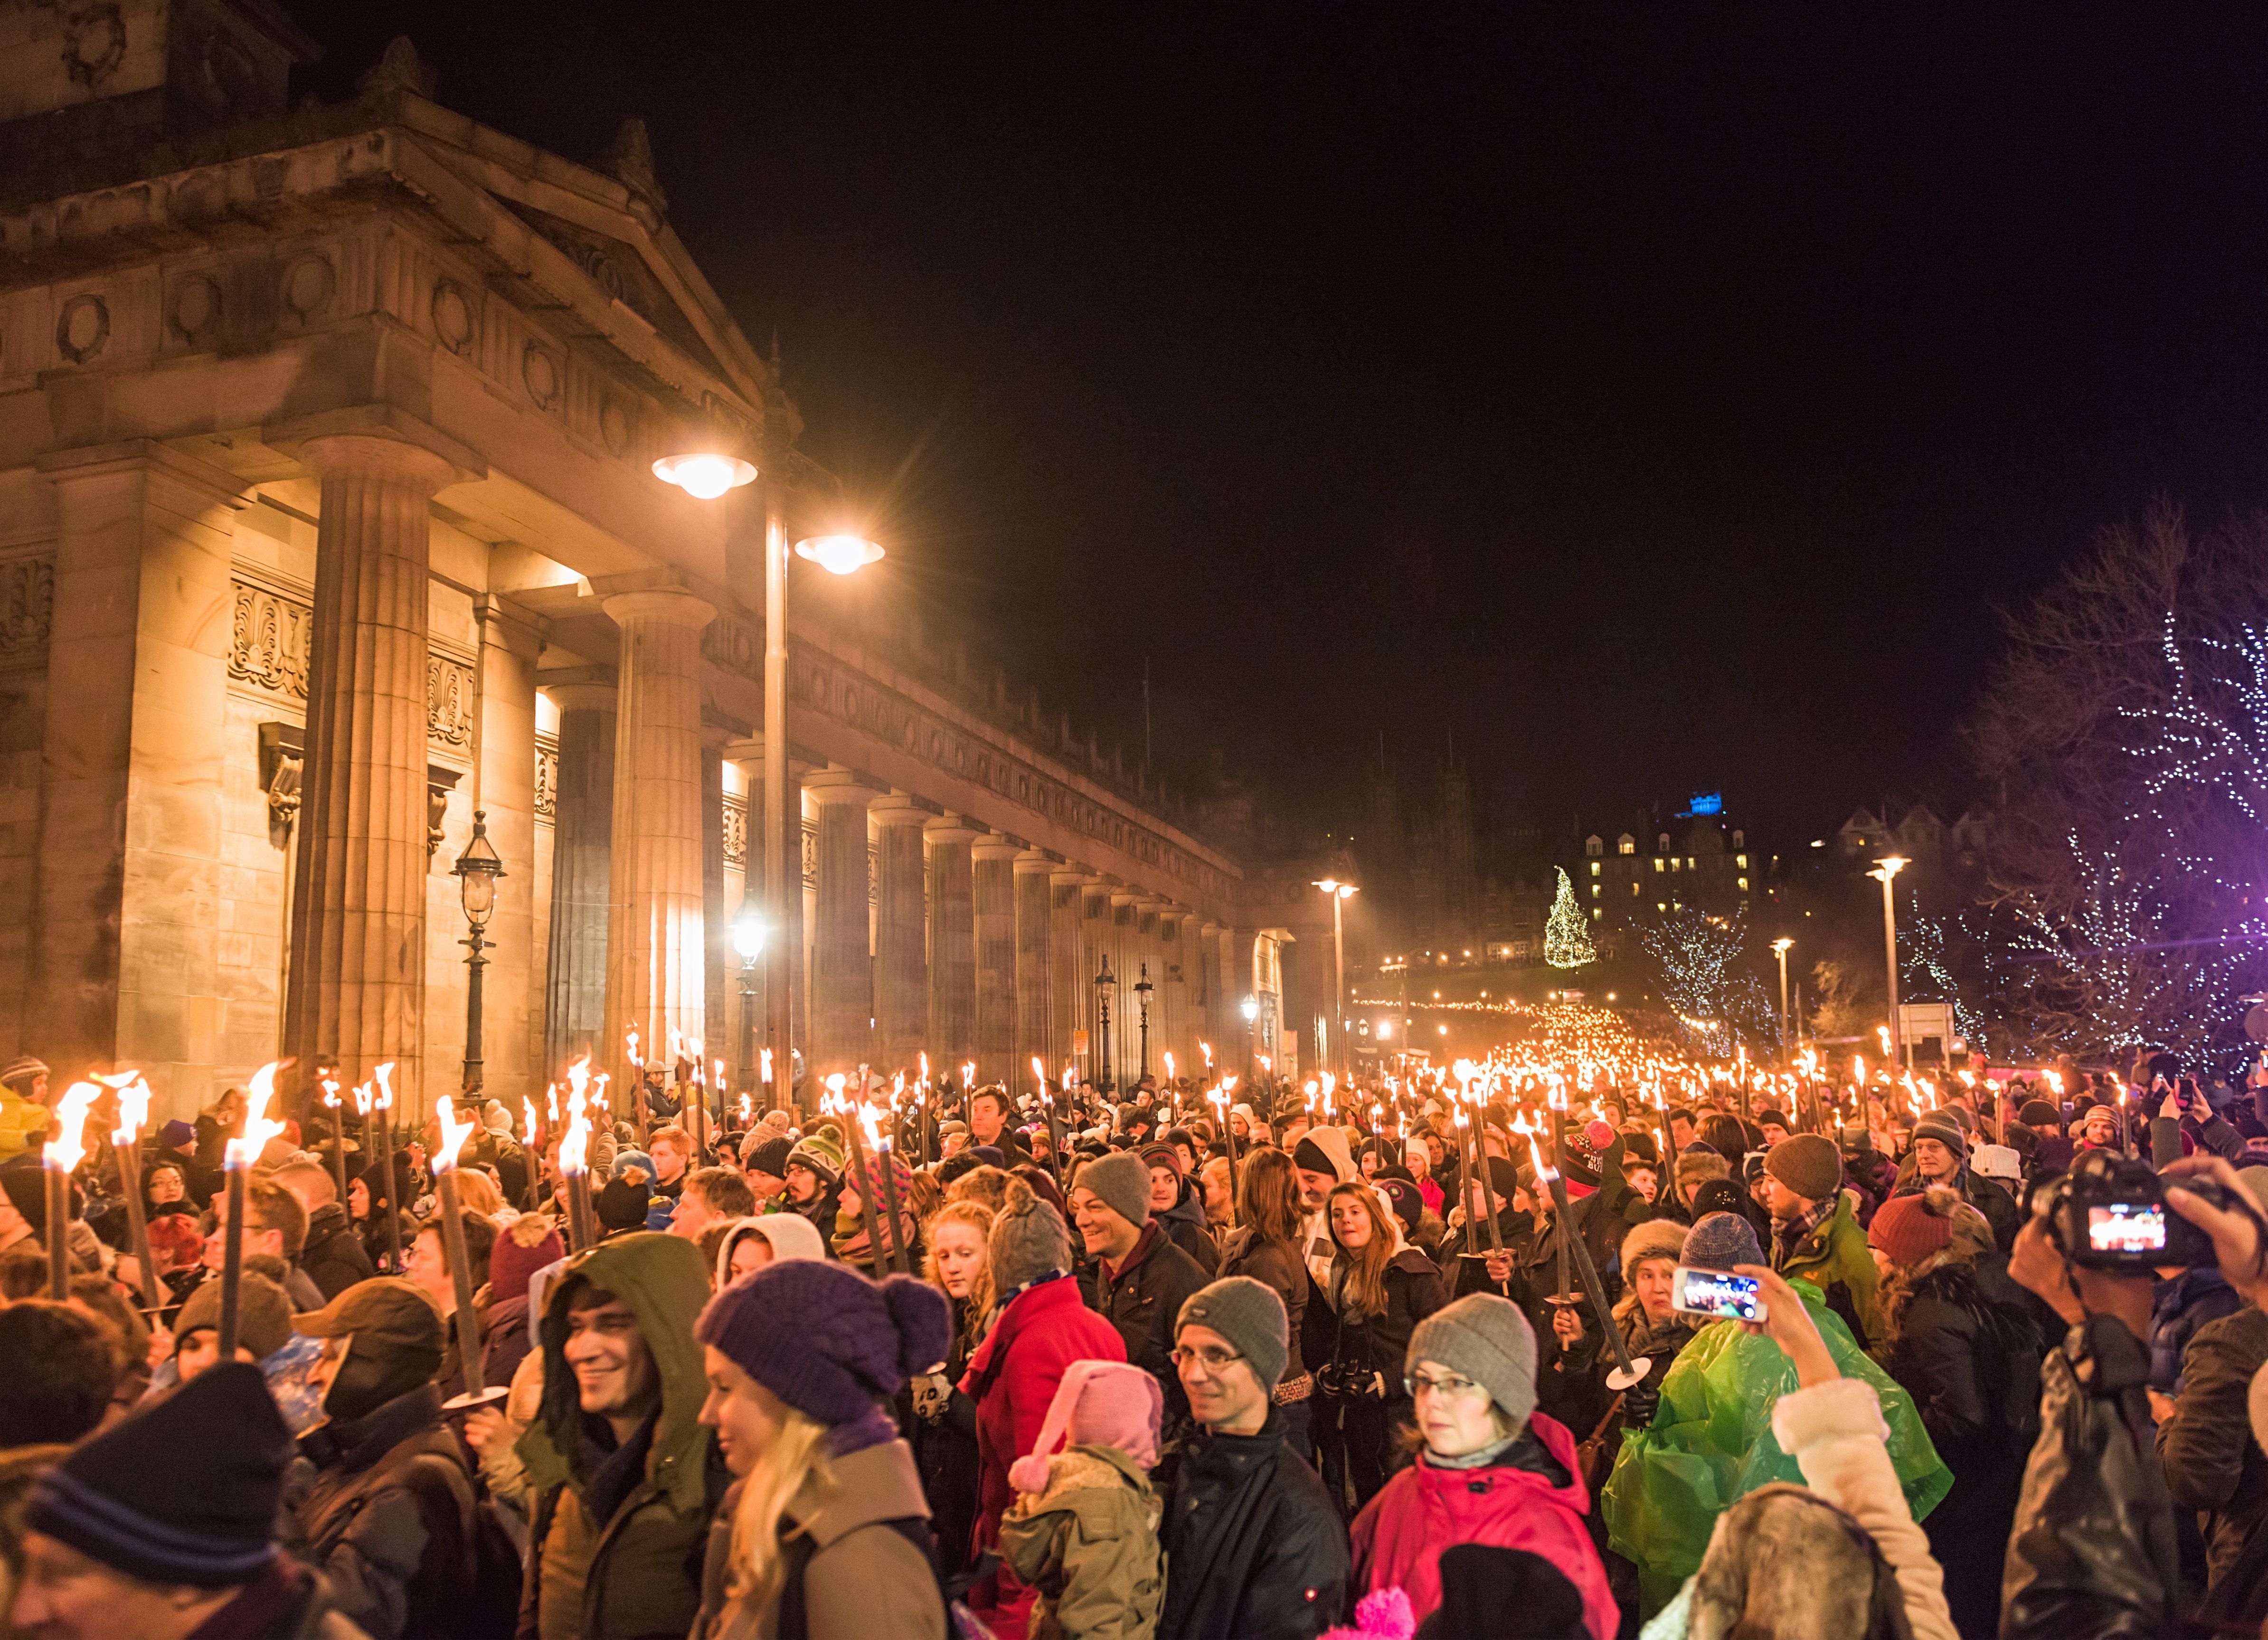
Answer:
[
  {"xmin": 1349, "ymin": 1410, "xmax": 1617, "ymax": 1640},
  {"xmin": 959, "ymin": 1274, "xmax": 1127, "ymax": 1555}
]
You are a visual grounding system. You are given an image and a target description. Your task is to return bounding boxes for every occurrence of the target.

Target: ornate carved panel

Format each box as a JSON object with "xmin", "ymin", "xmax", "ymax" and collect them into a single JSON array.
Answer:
[
  {"xmin": 534, "ymin": 731, "xmax": 558, "ymax": 823},
  {"xmin": 228, "ymin": 579, "xmax": 310, "ymax": 699},
  {"xmin": 426, "ymin": 655, "xmax": 475, "ymax": 751},
  {"xmin": 801, "ymin": 817, "xmax": 817, "ymax": 893},
  {"xmin": 722, "ymin": 793, "xmax": 746, "ymax": 868},
  {"xmin": 0, "ymin": 556, "xmax": 54, "ymax": 668}
]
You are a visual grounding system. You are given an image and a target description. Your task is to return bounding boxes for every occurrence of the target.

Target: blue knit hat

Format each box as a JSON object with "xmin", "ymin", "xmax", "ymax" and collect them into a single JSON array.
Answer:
[
  {"xmin": 698, "ymin": 1259, "xmax": 950, "ymax": 1427},
  {"xmin": 26, "ymin": 1362, "xmax": 288, "ymax": 1587},
  {"xmin": 1682, "ymin": 1210, "xmax": 1764, "ymax": 1272}
]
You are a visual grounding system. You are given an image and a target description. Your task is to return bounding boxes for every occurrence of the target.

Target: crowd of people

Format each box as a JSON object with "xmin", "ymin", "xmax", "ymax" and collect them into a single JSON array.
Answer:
[{"xmin": 0, "ymin": 1046, "xmax": 2264, "ymax": 1639}]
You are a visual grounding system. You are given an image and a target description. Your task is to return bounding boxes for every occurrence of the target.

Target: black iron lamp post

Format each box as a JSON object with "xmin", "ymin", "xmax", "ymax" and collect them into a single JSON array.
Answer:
[
  {"xmin": 1095, "ymin": 957, "xmax": 1117, "ymax": 1094},
  {"xmin": 1135, "ymin": 961, "xmax": 1154, "ymax": 1079},
  {"xmin": 733, "ymin": 902, "xmax": 764, "ymax": 1094},
  {"xmin": 453, "ymin": 811, "xmax": 505, "ymax": 1093}
]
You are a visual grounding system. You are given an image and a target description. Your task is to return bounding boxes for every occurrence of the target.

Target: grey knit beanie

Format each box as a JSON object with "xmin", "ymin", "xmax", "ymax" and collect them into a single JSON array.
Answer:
[
  {"xmin": 1763, "ymin": 1133, "xmax": 1843, "ymax": 1203},
  {"xmin": 1910, "ymin": 1111, "xmax": 1967, "ymax": 1159},
  {"xmin": 1177, "ymin": 1276, "xmax": 1288, "ymax": 1392},
  {"xmin": 1076, "ymin": 1150, "xmax": 1152, "ymax": 1229},
  {"xmin": 989, "ymin": 1174, "xmax": 1073, "ymax": 1294},
  {"xmin": 1682, "ymin": 1210, "xmax": 1765, "ymax": 1272},
  {"xmin": 1406, "ymin": 1292, "xmax": 1537, "ymax": 1432}
]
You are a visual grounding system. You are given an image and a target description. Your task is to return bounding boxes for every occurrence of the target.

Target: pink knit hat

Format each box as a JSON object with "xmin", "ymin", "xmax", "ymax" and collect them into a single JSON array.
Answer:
[{"xmin": 1006, "ymin": 1360, "xmax": 1162, "ymax": 1493}]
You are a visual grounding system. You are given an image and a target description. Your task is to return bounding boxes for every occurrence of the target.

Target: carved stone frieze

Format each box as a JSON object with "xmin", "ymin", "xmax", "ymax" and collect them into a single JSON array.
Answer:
[
  {"xmin": 426, "ymin": 654, "xmax": 475, "ymax": 751},
  {"xmin": 228, "ymin": 579, "xmax": 311, "ymax": 698},
  {"xmin": 721, "ymin": 793, "xmax": 745, "ymax": 868},
  {"xmin": 0, "ymin": 556, "xmax": 54, "ymax": 668},
  {"xmin": 535, "ymin": 731, "xmax": 558, "ymax": 823}
]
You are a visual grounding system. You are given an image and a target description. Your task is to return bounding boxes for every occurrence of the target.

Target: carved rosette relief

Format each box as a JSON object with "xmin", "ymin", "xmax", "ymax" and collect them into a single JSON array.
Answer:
[
  {"xmin": 0, "ymin": 558, "xmax": 55, "ymax": 668},
  {"xmin": 55, "ymin": 294, "xmax": 108, "ymax": 364}
]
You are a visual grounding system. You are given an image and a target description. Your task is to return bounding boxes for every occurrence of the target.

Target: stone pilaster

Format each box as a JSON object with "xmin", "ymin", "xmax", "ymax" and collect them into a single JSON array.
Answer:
[
  {"xmin": 1013, "ymin": 850, "xmax": 1055, "ymax": 1078},
  {"xmin": 1179, "ymin": 911, "xmax": 1207, "ymax": 1077},
  {"xmin": 543, "ymin": 678, "xmax": 615, "ymax": 1074},
  {"xmin": 1079, "ymin": 880, "xmax": 1113, "ymax": 1088},
  {"xmin": 1228, "ymin": 927, "xmax": 1258, "ymax": 1076},
  {"xmin": 1049, "ymin": 865, "xmax": 1089, "ymax": 1084},
  {"xmin": 727, "ymin": 735, "xmax": 806, "ymax": 1096},
  {"xmin": 284, "ymin": 434, "xmax": 458, "ymax": 1108},
  {"xmin": 871, "ymin": 794, "xmax": 929, "ymax": 1074},
  {"xmin": 972, "ymin": 834, "xmax": 1020, "ymax": 1085},
  {"xmin": 32, "ymin": 443, "xmax": 247, "ymax": 1107},
  {"xmin": 925, "ymin": 815, "xmax": 978, "ymax": 1074},
  {"xmin": 701, "ymin": 735, "xmax": 727, "ymax": 1080},
  {"xmin": 600, "ymin": 588, "xmax": 716, "ymax": 1094},
  {"xmin": 472, "ymin": 595, "xmax": 542, "ymax": 1106},
  {"xmin": 1108, "ymin": 888, "xmax": 1137, "ymax": 1091},
  {"xmin": 806, "ymin": 770, "xmax": 875, "ymax": 1079}
]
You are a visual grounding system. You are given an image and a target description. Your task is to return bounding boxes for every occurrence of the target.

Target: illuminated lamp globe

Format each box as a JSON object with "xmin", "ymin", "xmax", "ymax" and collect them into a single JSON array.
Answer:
[
  {"xmin": 731, "ymin": 906, "xmax": 765, "ymax": 962},
  {"xmin": 794, "ymin": 533, "xmax": 886, "ymax": 575},
  {"xmin": 652, "ymin": 452, "xmax": 757, "ymax": 500}
]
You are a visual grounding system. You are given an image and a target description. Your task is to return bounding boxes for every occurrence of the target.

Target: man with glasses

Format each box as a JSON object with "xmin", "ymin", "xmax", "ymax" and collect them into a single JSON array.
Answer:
[{"xmin": 1160, "ymin": 1276, "xmax": 1348, "ymax": 1639}]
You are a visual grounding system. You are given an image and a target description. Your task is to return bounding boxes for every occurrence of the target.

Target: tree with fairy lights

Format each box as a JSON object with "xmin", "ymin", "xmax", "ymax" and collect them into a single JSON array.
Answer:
[
  {"xmin": 1544, "ymin": 867, "xmax": 1597, "ymax": 969},
  {"xmin": 1640, "ymin": 904, "xmax": 1772, "ymax": 1054}
]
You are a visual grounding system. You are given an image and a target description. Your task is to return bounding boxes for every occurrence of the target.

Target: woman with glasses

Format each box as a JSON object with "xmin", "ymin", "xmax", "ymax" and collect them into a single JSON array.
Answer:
[{"xmin": 1349, "ymin": 1292, "xmax": 1619, "ymax": 1640}]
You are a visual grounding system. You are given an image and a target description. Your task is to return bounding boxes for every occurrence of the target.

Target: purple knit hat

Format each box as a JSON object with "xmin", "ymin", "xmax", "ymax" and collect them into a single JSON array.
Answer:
[{"xmin": 697, "ymin": 1259, "xmax": 951, "ymax": 1428}]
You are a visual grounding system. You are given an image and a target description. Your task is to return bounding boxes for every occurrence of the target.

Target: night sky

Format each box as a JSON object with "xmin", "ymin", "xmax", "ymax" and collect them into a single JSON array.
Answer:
[{"xmin": 296, "ymin": 2, "xmax": 2268, "ymax": 849}]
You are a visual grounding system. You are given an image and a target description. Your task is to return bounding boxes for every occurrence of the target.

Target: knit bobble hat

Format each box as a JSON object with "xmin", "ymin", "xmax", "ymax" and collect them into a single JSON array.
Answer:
[
  {"xmin": 1868, "ymin": 1193, "xmax": 1957, "ymax": 1269},
  {"xmin": 1007, "ymin": 1359, "xmax": 1163, "ymax": 1493},
  {"xmin": 1763, "ymin": 1133, "xmax": 1843, "ymax": 1203},
  {"xmin": 1689, "ymin": 1179, "xmax": 1748, "ymax": 1223},
  {"xmin": 1910, "ymin": 1111, "xmax": 1968, "ymax": 1159},
  {"xmin": 698, "ymin": 1260, "xmax": 950, "ymax": 1427},
  {"xmin": 787, "ymin": 1125, "xmax": 846, "ymax": 1188},
  {"xmin": 1075, "ymin": 1150, "xmax": 1152, "ymax": 1229},
  {"xmin": 1682, "ymin": 1210, "xmax": 1764, "ymax": 1273},
  {"xmin": 1377, "ymin": 1176, "xmax": 1425, "ymax": 1239},
  {"xmin": 1177, "ymin": 1276, "xmax": 1289, "ymax": 1393},
  {"xmin": 1407, "ymin": 1292, "xmax": 1538, "ymax": 1433},
  {"xmin": 491, "ymin": 1216, "xmax": 565, "ymax": 1304},
  {"xmin": 741, "ymin": 1134, "xmax": 793, "ymax": 1178},
  {"xmin": 990, "ymin": 1175, "xmax": 1073, "ymax": 1294},
  {"xmin": 27, "ymin": 1361, "xmax": 289, "ymax": 1588},
  {"xmin": 595, "ymin": 1169, "xmax": 652, "ymax": 1233}
]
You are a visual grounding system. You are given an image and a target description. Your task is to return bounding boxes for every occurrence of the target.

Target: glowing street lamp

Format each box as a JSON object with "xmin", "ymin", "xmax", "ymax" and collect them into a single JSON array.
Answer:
[
  {"xmin": 1313, "ymin": 878, "xmax": 1358, "ymax": 1077},
  {"xmin": 732, "ymin": 902, "xmax": 765, "ymax": 1093},
  {"xmin": 1771, "ymin": 937, "xmax": 1795, "ymax": 1052},
  {"xmin": 654, "ymin": 428, "xmax": 882, "ymax": 1114}
]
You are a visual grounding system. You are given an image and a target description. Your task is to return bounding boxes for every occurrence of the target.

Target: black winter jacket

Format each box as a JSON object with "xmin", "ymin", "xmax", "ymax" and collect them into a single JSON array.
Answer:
[
  {"xmin": 300, "ymin": 1203, "xmax": 376, "ymax": 1301},
  {"xmin": 1097, "ymin": 1222, "xmax": 1211, "ymax": 1428},
  {"xmin": 1161, "ymin": 1409, "xmax": 1348, "ymax": 1640},
  {"xmin": 1315, "ymin": 1249, "xmax": 1449, "ymax": 1396},
  {"xmin": 1155, "ymin": 1179, "xmax": 1219, "ymax": 1276}
]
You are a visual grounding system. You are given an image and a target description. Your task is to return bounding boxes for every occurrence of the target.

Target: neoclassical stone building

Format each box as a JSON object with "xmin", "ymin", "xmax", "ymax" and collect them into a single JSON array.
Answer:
[{"xmin": 0, "ymin": 0, "xmax": 1346, "ymax": 1119}]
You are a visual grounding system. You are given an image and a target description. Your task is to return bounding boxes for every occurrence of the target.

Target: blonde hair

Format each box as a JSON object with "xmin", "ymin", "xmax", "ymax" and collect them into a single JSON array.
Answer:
[
  {"xmin": 452, "ymin": 1169, "xmax": 505, "ymax": 1219},
  {"xmin": 924, "ymin": 1199, "xmax": 998, "ymax": 1354},
  {"xmin": 723, "ymin": 1404, "xmax": 831, "ymax": 1613},
  {"xmin": 945, "ymin": 1165, "xmax": 1011, "ymax": 1213},
  {"xmin": 1325, "ymin": 1182, "xmax": 1395, "ymax": 1322}
]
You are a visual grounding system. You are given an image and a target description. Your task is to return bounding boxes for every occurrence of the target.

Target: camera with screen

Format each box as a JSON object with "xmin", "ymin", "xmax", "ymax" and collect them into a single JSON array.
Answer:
[{"xmin": 2039, "ymin": 1150, "xmax": 2236, "ymax": 1272}]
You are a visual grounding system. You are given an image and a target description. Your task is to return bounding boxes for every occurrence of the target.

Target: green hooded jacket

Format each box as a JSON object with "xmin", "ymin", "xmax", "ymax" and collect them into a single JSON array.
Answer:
[
  {"xmin": 1600, "ymin": 1281, "xmax": 1950, "ymax": 1617},
  {"xmin": 515, "ymin": 1231, "xmax": 722, "ymax": 1640},
  {"xmin": 1776, "ymin": 1193, "xmax": 1884, "ymax": 1350}
]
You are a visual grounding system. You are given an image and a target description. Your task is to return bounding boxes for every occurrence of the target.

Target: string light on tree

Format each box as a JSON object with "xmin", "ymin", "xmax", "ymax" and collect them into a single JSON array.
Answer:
[{"xmin": 1544, "ymin": 867, "xmax": 1598, "ymax": 969}]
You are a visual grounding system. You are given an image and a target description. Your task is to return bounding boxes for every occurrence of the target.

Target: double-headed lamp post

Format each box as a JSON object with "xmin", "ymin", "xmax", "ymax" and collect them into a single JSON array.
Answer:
[
  {"xmin": 732, "ymin": 904, "xmax": 765, "ymax": 1094},
  {"xmin": 452, "ymin": 811, "xmax": 505, "ymax": 1094},
  {"xmin": 1869, "ymin": 856, "xmax": 1909, "ymax": 1074},
  {"xmin": 1313, "ymin": 878, "xmax": 1358, "ymax": 1077},
  {"xmin": 1771, "ymin": 937, "xmax": 1795, "ymax": 1054},
  {"xmin": 653, "ymin": 442, "xmax": 882, "ymax": 1115}
]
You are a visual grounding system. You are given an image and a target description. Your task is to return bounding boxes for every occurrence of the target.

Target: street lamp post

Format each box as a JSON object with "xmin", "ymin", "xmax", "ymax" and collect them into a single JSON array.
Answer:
[
  {"xmin": 1771, "ymin": 937, "xmax": 1794, "ymax": 1054},
  {"xmin": 1095, "ymin": 958, "xmax": 1117, "ymax": 1093},
  {"xmin": 1313, "ymin": 878, "xmax": 1358, "ymax": 1078},
  {"xmin": 653, "ymin": 435, "xmax": 882, "ymax": 1117},
  {"xmin": 452, "ymin": 811, "xmax": 505, "ymax": 1094},
  {"xmin": 1135, "ymin": 961, "xmax": 1153, "ymax": 1080},
  {"xmin": 1870, "ymin": 857, "xmax": 1909, "ymax": 1074},
  {"xmin": 1240, "ymin": 992, "xmax": 1259, "ymax": 1077},
  {"xmin": 732, "ymin": 903, "xmax": 764, "ymax": 1094}
]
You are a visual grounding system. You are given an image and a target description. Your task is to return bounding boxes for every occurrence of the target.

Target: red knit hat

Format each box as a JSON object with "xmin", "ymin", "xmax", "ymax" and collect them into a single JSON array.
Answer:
[
  {"xmin": 1867, "ymin": 1193, "xmax": 1954, "ymax": 1269},
  {"xmin": 489, "ymin": 1215, "xmax": 564, "ymax": 1303}
]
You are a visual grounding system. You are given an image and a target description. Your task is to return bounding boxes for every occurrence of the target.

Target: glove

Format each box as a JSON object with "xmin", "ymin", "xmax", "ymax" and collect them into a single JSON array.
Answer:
[{"xmin": 1620, "ymin": 1381, "xmax": 1660, "ymax": 1429}]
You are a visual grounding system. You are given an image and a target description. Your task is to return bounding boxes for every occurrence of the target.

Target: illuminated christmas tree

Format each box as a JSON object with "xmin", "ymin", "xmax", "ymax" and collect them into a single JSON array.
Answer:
[{"xmin": 1544, "ymin": 867, "xmax": 1597, "ymax": 969}]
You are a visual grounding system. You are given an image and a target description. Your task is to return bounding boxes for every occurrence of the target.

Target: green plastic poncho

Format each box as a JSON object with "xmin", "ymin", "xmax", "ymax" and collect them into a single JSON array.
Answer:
[{"xmin": 1600, "ymin": 1282, "xmax": 1951, "ymax": 1615}]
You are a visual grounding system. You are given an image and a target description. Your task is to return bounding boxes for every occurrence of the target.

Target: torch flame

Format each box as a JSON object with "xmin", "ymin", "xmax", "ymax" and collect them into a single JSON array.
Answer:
[
  {"xmin": 523, "ymin": 1097, "xmax": 539, "ymax": 1142},
  {"xmin": 918, "ymin": 1052, "xmax": 930, "ymax": 1084},
  {"xmin": 434, "ymin": 1095, "xmax": 476, "ymax": 1178},
  {"xmin": 372, "ymin": 1061, "xmax": 395, "ymax": 1111},
  {"xmin": 761, "ymin": 1047, "xmax": 774, "ymax": 1085},
  {"xmin": 104, "ymin": 1071, "xmax": 151, "ymax": 1148},
  {"xmin": 354, "ymin": 1083, "xmax": 371, "ymax": 1116},
  {"xmin": 559, "ymin": 1057, "xmax": 592, "ymax": 1177},
  {"xmin": 860, "ymin": 1101, "xmax": 890, "ymax": 1156},
  {"xmin": 1200, "ymin": 1041, "xmax": 1213, "ymax": 1069},
  {"xmin": 226, "ymin": 1062, "xmax": 286, "ymax": 1169},
  {"xmin": 1163, "ymin": 1051, "xmax": 1175, "ymax": 1083},
  {"xmin": 962, "ymin": 1062, "xmax": 976, "ymax": 1089},
  {"xmin": 44, "ymin": 1081, "xmax": 98, "ymax": 1174},
  {"xmin": 319, "ymin": 1076, "xmax": 340, "ymax": 1109},
  {"xmin": 626, "ymin": 1026, "xmax": 641, "ymax": 1066}
]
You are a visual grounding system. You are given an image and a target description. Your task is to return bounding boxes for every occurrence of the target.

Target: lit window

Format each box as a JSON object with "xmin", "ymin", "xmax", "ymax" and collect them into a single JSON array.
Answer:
[
  {"xmin": 1736, "ymin": 854, "xmax": 1748, "ymax": 869},
  {"xmin": 1653, "ymin": 858, "xmax": 1663, "ymax": 872},
  {"xmin": 1589, "ymin": 861, "xmax": 1601, "ymax": 876},
  {"xmin": 1656, "ymin": 902, "xmax": 1667, "ymax": 912},
  {"xmin": 1591, "ymin": 884, "xmax": 1602, "ymax": 897},
  {"xmin": 1591, "ymin": 907, "xmax": 1602, "ymax": 920},
  {"xmin": 1738, "ymin": 877, "xmax": 1749, "ymax": 891},
  {"xmin": 1630, "ymin": 882, "xmax": 1640, "ymax": 895},
  {"xmin": 1670, "ymin": 858, "xmax": 1680, "ymax": 872},
  {"xmin": 1687, "ymin": 857, "xmax": 1696, "ymax": 870},
  {"xmin": 1619, "ymin": 836, "xmax": 1635, "ymax": 855}
]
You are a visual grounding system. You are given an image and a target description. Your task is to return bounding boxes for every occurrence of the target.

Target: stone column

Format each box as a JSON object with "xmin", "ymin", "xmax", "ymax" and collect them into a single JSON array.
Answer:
[
  {"xmin": 284, "ymin": 435, "xmax": 458, "ymax": 1108},
  {"xmin": 1050, "ymin": 865, "xmax": 1088, "ymax": 1082},
  {"xmin": 472, "ymin": 595, "xmax": 542, "ymax": 1107},
  {"xmin": 1179, "ymin": 911, "xmax": 1207, "ymax": 1076},
  {"xmin": 543, "ymin": 677, "xmax": 615, "ymax": 1073},
  {"xmin": 1014, "ymin": 849, "xmax": 1055, "ymax": 1078},
  {"xmin": 701, "ymin": 736, "xmax": 728, "ymax": 1080},
  {"xmin": 1108, "ymin": 888, "xmax": 1137, "ymax": 1092},
  {"xmin": 600, "ymin": 588, "xmax": 716, "ymax": 1094},
  {"xmin": 31, "ymin": 443, "xmax": 247, "ymax": 1104},
  {"xmin": 925, "ymin": 815, "xmax": 978, "ymax": 1074},
  {"xmin": 806, "ymin": 770, "xmax": 875, "ymax": 1079},
  {"xmin": 973, "ymin": 834, "xmax": 1020, "ymax": 1085},
  {"xmin": 1228, "ymin": 928, "xmax": 1258, "ymax": 1076},
  {"xmin": 870, "ymin": 794, "xmax": 929, "ymax": 1073}
]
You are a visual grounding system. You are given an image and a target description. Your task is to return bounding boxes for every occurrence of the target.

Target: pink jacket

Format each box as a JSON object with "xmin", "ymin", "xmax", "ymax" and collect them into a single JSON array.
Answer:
[
  {"xmin": 959, "ymin": 1275, "xmax": 1127, "ymax": 1554},
  {"xmin": 1349, "ymin": 1410, "xmax": 1617, "ymax": 1640}
]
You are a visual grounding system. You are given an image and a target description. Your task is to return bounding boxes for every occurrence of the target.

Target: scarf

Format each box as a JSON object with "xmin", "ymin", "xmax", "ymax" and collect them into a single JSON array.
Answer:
[{"xmin": 1773, "ymin": 1196, "xmax": 1835, "ymax": 1264}]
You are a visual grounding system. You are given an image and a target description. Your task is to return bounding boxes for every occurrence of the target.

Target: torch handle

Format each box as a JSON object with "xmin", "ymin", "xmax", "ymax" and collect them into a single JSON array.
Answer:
[
  {"xmin": 330, "ymin": 1104, "xmax": 349, "ymax": 1204},
  {"xmin": 113, "ymin": 1140, "xmax": 160, "ymax": 1312},
  {"xmin": 565, "ymin": 1169, "xmax": 597, "ymax": 1253},
  {"xmin": 373, "ymin": 1105, "xmax": 403, "ymax": 1276},
  {"xmin": 217, "ymin": 1167, "xmax": 246, "ymax": 1360},
  {"xmin": 1548, "ymin": 1171, "xmax": 1640, "ymax": 1380},
  {"xmin": 873, "ymin": 1144, "xmax": 912, "ymax": 1278},
  {"xmin": 434, "ymin": 1171, "xmax": 488, "ymax": 1397},
  {"xmin": 44, "ymin": 1165, "xmax": 67, "ymax": 1301}
]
